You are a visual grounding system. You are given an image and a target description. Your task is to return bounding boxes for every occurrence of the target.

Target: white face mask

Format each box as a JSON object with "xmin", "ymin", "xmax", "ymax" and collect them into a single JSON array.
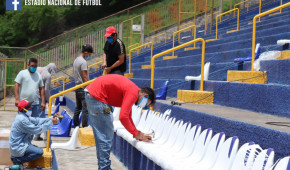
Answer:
[
  {"xmin": 25, "ymin": 110, "xmax": 32, "ymax": 117},
  {"xmin": 137, "ymin": 96, "xmax": 149, "ymax": 109}
]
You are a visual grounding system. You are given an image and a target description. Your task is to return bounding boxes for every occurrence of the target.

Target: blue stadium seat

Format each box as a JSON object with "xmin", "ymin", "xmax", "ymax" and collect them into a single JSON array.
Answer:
[
  {"xmin": 156, "ymin": 81, "xmax": 169, "ymax": 100},
  {"xmin": 51, "ymin": 109, "xmax": 72, "ymax": 137},
  {"xmin": 234, "ymin": 43, "xmax": 261, "ymax": 63},
  {"xmin": 55, "ymin": 96, "xmax": 67, "ymax": 106}
]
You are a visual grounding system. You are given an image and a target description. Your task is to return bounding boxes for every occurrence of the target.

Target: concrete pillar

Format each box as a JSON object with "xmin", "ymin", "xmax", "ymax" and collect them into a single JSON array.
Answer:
[
  {"xmin": 219, "ymin": 0, "xmax": 223, "ymax": 12},
  {"xmin": 141, "ymin": 14, "xmax": 145, "ymax": 45},
  {"xmin": 119, "ymin": 22, "xmax": 123, "ymax": 40}
]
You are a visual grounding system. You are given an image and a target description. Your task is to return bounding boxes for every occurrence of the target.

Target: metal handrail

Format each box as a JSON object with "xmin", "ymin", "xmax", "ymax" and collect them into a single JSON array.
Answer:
[
  {"xmin": 151, "ymin": 32, "xmax": 167, "ymax": 45},
  {"xmin": 46, "ymin": 78, "xmax": 96, "ymax": 152},
  {"xmin": 151, "ymin": 38, "xmax": 205, "ymax": 90},
  {"xmin": 128, "ymin": 43, "xmax": 140, "ymax": 49},
  {"xmin": 269, "ymin": 0, "xmax": 283, "ymax": 16},
  {"xmin": 128, "ymin": 42, "xmax": 153, "ymax": 75},
  {"xmin": 51, "ymin": 76, "xmax": 65, "ymax": 96},
  {"xmin": 251, "ymin": 2, "xmax": 290, "ymax": 71},
  {"xmin": 180, "ymin": 22, "xmax": 194, "ymax": 29},
  {"xmin": 66, "ymin": 69, "xmax": 73, "ymax": 82},
  {"xmin": 213, "ymin": 11, "xmax": 222, "ymax": 23},
  {"xmin": 178, "ymin": 0, "xmax": 197, "ymax": 40},
  {"xmin": 234, "ymin": 0, "xmax": 249, "ymax": 13},
  {"xmin": 121, "ymin": 15, "xmax": 142, "ymax": 47},
  {"xmin": 88, "ymin": 60, "xmax": 103, "ymax": 73},
  {"xmin": 180, "ymin": 22, "xmax": 195, "ymax": 36},
  {"xmin": 206, "ymin": 8, "xmax": 239, "ymax": 42},
  {"xmin": 128, "ymin": 43, "xmax": 140, "ymax": 55},
  {"xmin": 171, "ymin": 25, "xmax": 196, "ymax": 57}
]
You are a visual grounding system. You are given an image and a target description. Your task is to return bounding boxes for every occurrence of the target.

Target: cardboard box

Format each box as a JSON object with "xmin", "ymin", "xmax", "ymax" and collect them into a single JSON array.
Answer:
[{"xmin": 0, "ymin": 129, "xmax": 12, "ymax": 165}]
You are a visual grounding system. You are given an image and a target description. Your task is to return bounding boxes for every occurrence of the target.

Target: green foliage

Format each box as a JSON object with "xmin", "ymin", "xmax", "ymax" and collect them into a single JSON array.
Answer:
[{"xmin": 0, "ymin": 0, "xmax": 148, "ymax": 48}]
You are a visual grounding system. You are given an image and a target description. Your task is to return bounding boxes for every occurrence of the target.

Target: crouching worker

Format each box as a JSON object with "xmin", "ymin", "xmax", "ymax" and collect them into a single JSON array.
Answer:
[{"xmin": 9, "ymin": 99, "xmax": 59, "ymax": 165}]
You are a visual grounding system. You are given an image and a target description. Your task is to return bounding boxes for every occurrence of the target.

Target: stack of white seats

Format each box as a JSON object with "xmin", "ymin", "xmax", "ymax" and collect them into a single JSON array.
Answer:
[{"xmin": 113, "ymin": 106, "xmax": 288, "ymax": 170}]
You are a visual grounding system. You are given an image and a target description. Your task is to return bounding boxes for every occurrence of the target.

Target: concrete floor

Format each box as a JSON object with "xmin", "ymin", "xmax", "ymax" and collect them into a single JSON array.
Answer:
[{"xmin": 159, "ymin": 99, "xmax": 290, "ymax": 133}]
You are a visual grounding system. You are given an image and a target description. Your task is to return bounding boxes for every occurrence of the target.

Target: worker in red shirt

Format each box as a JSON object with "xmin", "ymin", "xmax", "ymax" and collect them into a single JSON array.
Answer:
[{"xmin": 85, "ymin": 74, "xmax": 156, "ymax": 170}]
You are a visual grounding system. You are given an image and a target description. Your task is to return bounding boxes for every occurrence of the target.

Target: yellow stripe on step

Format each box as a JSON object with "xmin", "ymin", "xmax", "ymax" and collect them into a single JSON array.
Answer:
[
  {"xmin": 141, "ymin": 65, "xmax": 151, "ymax": 69},
  {"xmin": 163, "ymin": 56, "xmax": 178, "ymax": 60}
]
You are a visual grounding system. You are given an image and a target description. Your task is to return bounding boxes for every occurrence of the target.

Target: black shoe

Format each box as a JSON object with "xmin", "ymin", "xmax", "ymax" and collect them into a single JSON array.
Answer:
[{"xmin": 34, "ymin": 137, "xmax": 43, "ymax": 141}]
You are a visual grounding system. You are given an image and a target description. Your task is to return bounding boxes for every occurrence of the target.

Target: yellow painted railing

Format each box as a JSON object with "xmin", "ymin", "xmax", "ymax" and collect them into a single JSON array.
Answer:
[
  {"xmin": 234, "ymin": 0, "xmax": 249, "ymax": 14},
  {"xmin": 128, "ymin": 43, "xmax": 140, "ymax": 55},
  {"xmin": 169, "ymin": 25, "xmax": 197, "ymax": 57},
  {"xmin": 122, "ymin": 15, "xmax": 142, "ymax": 47},
  {"xmin": 151, "ymin": 32, "xmax": 167, "ymax": 45},
  {"xmin": 46, "ymin": 78, "xmax": 96, "ymax": 152},
  {"xmin": 66, "ymin": 69, "xmax": 73, "ymax": 82},
  {"xmin": 251, "ymin": 2, "xmax": 290, "ymax": 71},
  {"xmin": 128, "ymin": 42, "xmax": 153, "ymax": 75},
  {"xmin": 213, "ymin": 11, "xmax": 222, "ymax": 23},
  {"xmin": 178, "ymin": 0, "xmax": 197, "ymax": 40},
  {"xmin": 206, "ymin": 8, "xmax": 239, "ymax": 42},
  {"xmin": 128, "ymin": 43, "xmax": 140, "ymax": 50},
  {"xmin": 151, "ymin": 38, "xmax": 205, "ymax": 90},
  {"xmin": 1, "ymin": 59, "xmax": 25, "ymax": 111},
  {"xmin": 180, "ymin": 22, "xmax": 195, "ymax": 36},
  {"xmin": 269, "ymin": 0, "xmax": 283, "ymax": 16},
  {"xmin": 51, "ymin": 76, "xmax": 65, "ymax": 94},
  {"xmin": 88, "ymin": 60, "xmax": 103, "ymax": 73}
]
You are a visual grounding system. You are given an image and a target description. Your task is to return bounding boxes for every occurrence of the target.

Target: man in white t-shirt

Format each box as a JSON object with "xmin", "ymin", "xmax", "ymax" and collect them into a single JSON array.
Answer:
[
  {"xmin": 72, "ymin": 44, "xmax": 93, "ymax": 128},
  {"xmin": 14, "ymin": 58, "xmax": 45, "ymax": 141}
]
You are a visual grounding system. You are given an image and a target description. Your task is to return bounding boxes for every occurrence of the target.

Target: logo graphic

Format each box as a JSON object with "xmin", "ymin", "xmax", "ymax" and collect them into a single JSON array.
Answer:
[{"xmin": 6, "ymin": 0, "xmax": 22, "ymax": 11}]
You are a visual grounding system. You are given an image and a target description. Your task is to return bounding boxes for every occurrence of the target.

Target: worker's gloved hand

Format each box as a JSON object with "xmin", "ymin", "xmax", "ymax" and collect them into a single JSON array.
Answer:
[
  {"xmin": 51, "ymin": 117, "xmax": 59, "ymax": 125},
  {"xmin": 134, "ymin": 131, "xmax": 152, "ymax": 142}
]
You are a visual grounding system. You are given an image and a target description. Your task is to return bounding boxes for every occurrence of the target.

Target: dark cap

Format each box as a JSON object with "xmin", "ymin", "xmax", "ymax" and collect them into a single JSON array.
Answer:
[{"xmin": 82, "ymin": 44, "xmax": 93, "ymax": 53}]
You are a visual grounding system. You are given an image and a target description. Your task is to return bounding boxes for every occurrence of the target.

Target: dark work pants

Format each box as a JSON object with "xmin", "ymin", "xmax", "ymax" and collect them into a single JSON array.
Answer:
[
  {"xmin": 109, "ymin": 70, "xmax": 124, "ymax": 75},
  {"xmin": 74, "ymin": 88, "xmax": 88, "ymax": 127}
]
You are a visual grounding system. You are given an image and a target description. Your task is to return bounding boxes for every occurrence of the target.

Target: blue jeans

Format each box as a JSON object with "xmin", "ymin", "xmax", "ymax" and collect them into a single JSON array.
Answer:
[
  {"xmin": 11, "ymin": 144, "xmax": 43, "ymax": 164},
  {"xmin": 31, "ymin": 100, "xmax": 45, "ymax": 138},
  {"xmin": 85, "ymin": 92, "xmax": 114, "ymax": 170}
]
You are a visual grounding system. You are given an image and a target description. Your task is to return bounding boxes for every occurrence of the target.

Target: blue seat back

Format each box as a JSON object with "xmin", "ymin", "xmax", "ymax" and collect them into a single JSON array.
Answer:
[
  {"xmin": 55, "ymin": 96, "xmax": 67, "ymax": 106},
  {"xmin": 156, "ymin": 81, "xmax": 169, "ymax": 100}
]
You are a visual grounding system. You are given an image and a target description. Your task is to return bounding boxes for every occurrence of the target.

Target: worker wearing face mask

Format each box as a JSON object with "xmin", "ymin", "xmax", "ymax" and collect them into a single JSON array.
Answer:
[
  {"xmin": 102, "ymin": 26, "xmax": 126, "ymax": 75},
  {"xmin": 9, "ymin": 100, "xmax": 59, "ymax": 165},
  {"xmin": 72, "ymin": 44, "xmax": 93, "ymax": 128},
  {"xmin": 14, "ymin": 58, "xmax": 46, "ymax": 141},
  {"xmin": 84, "ymin": 74, "xmax": 156, "ymax": 170}
]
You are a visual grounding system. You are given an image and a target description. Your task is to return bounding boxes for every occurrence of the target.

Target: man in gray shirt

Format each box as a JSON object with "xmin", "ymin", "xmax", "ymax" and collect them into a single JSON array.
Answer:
[
  {"xmin": 14, "ymin": 58, "xmax": 45, "ymax": 140},
  {"xmin": 72, "ymin": 44, "xmax": 92, "ymax": 127},
  {"xmin": 36, "ymin": 63, "xmax": 56, "ymax": 103}
]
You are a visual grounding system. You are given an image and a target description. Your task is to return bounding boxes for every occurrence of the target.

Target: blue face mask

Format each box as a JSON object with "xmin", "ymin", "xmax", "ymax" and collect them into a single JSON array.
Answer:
[
  {"xmin": 107, "ymin": 37, "xmax": 114, "ymax": 43},
  {"xmin": 85, "ymin": 56, "xmax": 90, "ymax": 60},
  {"xmin": 29, "ymin": 66, "xmax": 37, "ymax": 73},
  {"xmin": 137, "ymin": 96, "xmax": 149, "ymax": 109}
]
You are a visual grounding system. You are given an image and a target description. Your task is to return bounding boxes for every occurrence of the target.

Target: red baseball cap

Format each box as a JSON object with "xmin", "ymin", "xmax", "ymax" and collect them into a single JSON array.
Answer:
[
  {"xmin": 105, "ymin": 26, "xmax": 117, "ymax": 37},
  {"xmin": 18, "ymin": 100, "xmax": 31, "ymax": 111}
]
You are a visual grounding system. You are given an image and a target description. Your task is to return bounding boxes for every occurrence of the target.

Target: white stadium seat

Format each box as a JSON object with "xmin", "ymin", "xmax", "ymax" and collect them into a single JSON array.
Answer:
[
  {"xmin": 273, "ymin": 156, "xmax": 290, "ymax": 170},
  {"xmin": 210, "ymin": 136, "xmax": 239, "ymax": 170}
]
